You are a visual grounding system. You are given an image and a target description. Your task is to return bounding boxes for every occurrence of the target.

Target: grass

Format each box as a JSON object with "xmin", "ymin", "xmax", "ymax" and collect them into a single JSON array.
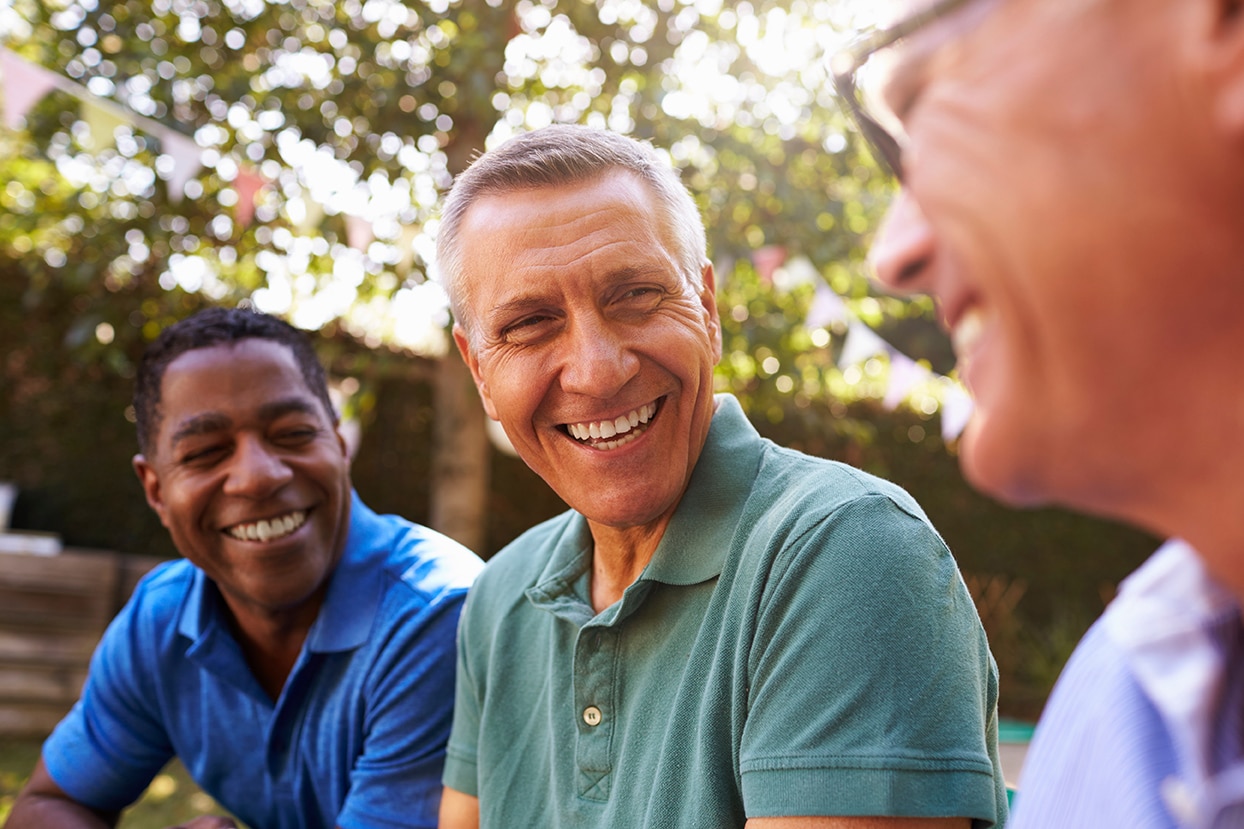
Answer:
[{"xmin": 0, "ymin": 737, "xmax": 241, "ymax": 828}]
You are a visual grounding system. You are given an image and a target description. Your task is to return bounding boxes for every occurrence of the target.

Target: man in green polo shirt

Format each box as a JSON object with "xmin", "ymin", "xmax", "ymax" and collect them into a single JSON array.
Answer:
[{"xmin": 433, "ymin": 124, "xmax": 1008, "ymax": 829}]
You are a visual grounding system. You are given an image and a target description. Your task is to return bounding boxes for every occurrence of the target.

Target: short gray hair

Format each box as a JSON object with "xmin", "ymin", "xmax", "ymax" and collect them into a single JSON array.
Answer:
[{"xmin": 436, "ymin": 125, "xmax": 708, "ymax": 340}]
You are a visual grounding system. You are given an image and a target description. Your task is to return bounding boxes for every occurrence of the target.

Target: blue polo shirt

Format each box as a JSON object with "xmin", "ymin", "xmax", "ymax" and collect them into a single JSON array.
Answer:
[{"xmin": 43, "ymin": 492, "xmax": 483, "ymax": 829}]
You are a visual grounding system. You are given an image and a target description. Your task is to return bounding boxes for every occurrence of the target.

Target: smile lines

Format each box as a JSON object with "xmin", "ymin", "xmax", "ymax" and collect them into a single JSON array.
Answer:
[
  {"xmin": 226, "ymin": 510, "xmax": 308, "ymax": 543},
  {"xmin": 565, "ymin": 401, "xmax": 658, "ymax": 450}
]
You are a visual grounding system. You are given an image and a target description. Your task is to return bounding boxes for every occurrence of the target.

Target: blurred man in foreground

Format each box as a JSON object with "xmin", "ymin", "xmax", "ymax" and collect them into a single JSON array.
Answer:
[
  {"xmin": 5, "ymin": 307, "xmax": 482, "ymax": 829},
  {"xmin": 435, "ymin": 124, "xmax": 1007, "ymax": 828},
  {"xmin": 847, "ymin": 0, "xmax": 1244, "ymax": 825}
]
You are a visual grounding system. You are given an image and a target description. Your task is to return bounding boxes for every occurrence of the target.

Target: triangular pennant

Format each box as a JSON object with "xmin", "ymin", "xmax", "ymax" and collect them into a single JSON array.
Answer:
[
  {"xmin": 752, "ymin": 245, "xmax": 787, "ymax": 285},
  {"xmin": 940, "ymin": 381, "xmax": 975, "ymax": 441},
  {"xmin": 233, "ymin": 167, "xmax": 266, "ymax": 228},
  {"xmin": 806, "ymin": 282, "xmax": 851, "ymax": 329},
  {"xmin": 161, "ymin": 131, "xmax": 202, "ymax": 202},
  {"xmin": 345, "ymin": 214, "xmax": 374, "ymax": 251},
  {"xmin": 0, "ymin": 50, "xmax": 59, "ymax": 131},
  {"xmin": 882, "ymin": 352, "xmax": 931, "ymax": 411},
  {"xmin": 81, "ymin": 98, "xmax": 126, "ymax": 150},
  {"xmin": 838, "ymin": 319, "xmax": 890, "ymax": 370}
]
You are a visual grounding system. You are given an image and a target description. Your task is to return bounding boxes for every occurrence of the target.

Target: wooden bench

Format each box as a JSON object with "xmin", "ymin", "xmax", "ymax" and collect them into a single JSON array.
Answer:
[{"xmin": 0, "ymin": 549, "xmax": 163, "ymax": 736}]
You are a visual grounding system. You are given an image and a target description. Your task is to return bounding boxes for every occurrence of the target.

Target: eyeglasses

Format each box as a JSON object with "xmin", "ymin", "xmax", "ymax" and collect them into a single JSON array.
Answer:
[{"xmin": 831, "ymin": 0, "xmax": 980, "ymax": 181}]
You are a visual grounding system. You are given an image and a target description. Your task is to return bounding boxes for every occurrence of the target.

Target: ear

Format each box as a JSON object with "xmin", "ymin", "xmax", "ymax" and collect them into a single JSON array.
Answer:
[
  {"xmin": 132, "ymin": 454, "xmax": 171, "ymax": 529},
  {"xmin": 1204, "ymin": 0, "xmax": 1244, "ymax": 133},
  {"xmin": 698, "ymin": 261, "xmax": 723, "ymax": 364},
  {"xmin": 452, "ymin": 323, "xmax": 500, "ymax": 421}
]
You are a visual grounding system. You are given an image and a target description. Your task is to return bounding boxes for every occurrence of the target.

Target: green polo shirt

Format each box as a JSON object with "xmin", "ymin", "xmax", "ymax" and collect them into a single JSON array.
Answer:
[{"xmin": 445, "ymin": 394, "xmax": 1007, "ymax": 827}]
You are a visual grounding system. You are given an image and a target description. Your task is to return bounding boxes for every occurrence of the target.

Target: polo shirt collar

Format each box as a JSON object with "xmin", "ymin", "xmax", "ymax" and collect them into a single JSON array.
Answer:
[
  {"xmin": 640, "ymin": 394, "xmax": 761, "ymax": 586},
  {"xmin": 178, "ymin": 490, "xmax": 383, "ymax": 654}
]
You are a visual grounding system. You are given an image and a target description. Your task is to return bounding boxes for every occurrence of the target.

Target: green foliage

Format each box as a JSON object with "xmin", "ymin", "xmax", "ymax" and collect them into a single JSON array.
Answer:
[{"xmin": 0, "ymin": 0, "xmax": 1162, "ymax": 720}]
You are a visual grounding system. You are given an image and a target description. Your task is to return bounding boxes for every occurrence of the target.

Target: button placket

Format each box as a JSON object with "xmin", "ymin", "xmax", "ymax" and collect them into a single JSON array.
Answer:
[{"xmin": 572, "ymin": 624, "xmax": 617, "ymax": 800}]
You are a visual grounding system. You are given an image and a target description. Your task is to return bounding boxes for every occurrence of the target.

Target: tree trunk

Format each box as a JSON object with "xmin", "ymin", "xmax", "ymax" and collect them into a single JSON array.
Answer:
[{"xmin": 430, "ymin": 345, "xmax": 490, "ymax": 554}]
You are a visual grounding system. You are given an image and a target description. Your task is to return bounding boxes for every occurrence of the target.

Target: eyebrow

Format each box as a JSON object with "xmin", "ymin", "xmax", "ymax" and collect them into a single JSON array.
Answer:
[{"xmin": 168, "ymin": 397, "xmax": 323, "ymax": 448}]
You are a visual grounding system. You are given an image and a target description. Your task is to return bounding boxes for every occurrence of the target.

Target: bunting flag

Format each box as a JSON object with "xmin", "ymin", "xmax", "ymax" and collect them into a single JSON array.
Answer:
[
  {"xmin": 810, "ymin": 276, "xmax": 973, "ymax": 440},
  {"xmin": 345, "ymin": 214, "xmax": 374, "ymax": 251},
  {"xmin": 805, "ymin": 281, "xmax": 851, "ymax": 328},
  {"xmin": 837, "ymin": 318, "xmax": 890, "ymax": 370},
  {"xmin": 160, "ymin": 130, "xmax": 202, "ymax": 202},
  {"xmin": 1, "ymin": 47, "xmax": 202, "ymax": 201},
  {"xmin": 81, "ymin": 98, "xmax": 126, "ymax": 150},
  {"xmin": 0, "ymin": 49, "xmax": 59, "ymax": 130},
  {"xmin": 752, "ymin": 245, "xmax": 787, "ymax": 285},
  {"xmin": 939, "ymin": 380, "xmax": 975, "ymax": 442},
  {"xmin": 233, "ymin": 167, "xmax": 266, "ymax": 228},
  {"xmin": 882, "ymin": 352, "xmax": 931, "ymax": 412}
]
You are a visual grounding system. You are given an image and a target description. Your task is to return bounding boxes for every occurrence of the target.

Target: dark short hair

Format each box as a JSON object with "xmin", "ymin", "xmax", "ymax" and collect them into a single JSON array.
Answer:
[
  {"xmin": 436, "ymin": 125, "xmax": 708, "ymax": 342},
  {"xmin": 133, "ymin": 307, "xmax": 336, "ymax": 456}
]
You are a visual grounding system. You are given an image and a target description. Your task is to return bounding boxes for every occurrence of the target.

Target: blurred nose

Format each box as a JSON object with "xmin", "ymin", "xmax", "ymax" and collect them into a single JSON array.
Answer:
[
  {"xmin": 868, "ymin": 189, "xmax": 936, "ymax": 294},
  {"xmin": 224, "ymin": 434, "xmax": 293, "ymax": 497},
  {"xmin": 557, "ymin": 312, "xmax": 640, "ymax": 399}
]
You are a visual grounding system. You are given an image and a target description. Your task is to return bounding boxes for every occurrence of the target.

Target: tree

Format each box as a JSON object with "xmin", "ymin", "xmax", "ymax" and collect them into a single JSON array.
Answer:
[{"xmin": 1, "ymin": 0, "xmax": 895, "ymax": 552}]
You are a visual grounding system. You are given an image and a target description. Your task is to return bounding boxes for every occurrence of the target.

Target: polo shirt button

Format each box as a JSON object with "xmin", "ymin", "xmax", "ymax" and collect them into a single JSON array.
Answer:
[{"xmin": 583, "ymin": 705, "xmax": 602, "ymax": 726}]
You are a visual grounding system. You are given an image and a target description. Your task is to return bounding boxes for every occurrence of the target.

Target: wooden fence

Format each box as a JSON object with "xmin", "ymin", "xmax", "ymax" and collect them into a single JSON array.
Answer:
[{"xmin": 0, "ymin": 549, "xmax": 163, "ymax": 737}]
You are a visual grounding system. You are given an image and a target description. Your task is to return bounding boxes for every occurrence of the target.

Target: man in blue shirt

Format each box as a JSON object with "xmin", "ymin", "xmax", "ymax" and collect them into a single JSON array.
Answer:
[
  {"xmin": 849, "ymin": 0, "xmax": 1244, "ymax": 825},
  {"xmin": 5, "ymin": 307, "xmax": 483, "ymax": 829}
]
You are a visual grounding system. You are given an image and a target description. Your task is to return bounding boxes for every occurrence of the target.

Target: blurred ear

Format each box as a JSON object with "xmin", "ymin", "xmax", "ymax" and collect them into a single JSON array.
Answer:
[
  {"xmin": 452, "ymin": 323, "xmax": 499, "ymax": 421},
  {"xmin": 1205, "ymin": 0, "xmax": 1244, "ymax": 134},
  {"xmin": 132, "ymin": 455, "xmax": 171, "ymax": 529}
]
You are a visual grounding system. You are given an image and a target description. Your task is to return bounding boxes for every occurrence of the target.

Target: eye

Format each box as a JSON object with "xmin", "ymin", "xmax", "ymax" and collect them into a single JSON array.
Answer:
[
  {"xmin": 501, "ymin": 313, "xmax": 557, "ymax": 344},
  {"xmin": 180, "ymin": 444, "xmax": 226, "ymax": 466},
  {"xmin": 613, "ymin": 284, "xmax": 666, "ymax": 314},
  {"xmin": 276, "ymin": 428, "xmax": 318, "ymax": 444}
]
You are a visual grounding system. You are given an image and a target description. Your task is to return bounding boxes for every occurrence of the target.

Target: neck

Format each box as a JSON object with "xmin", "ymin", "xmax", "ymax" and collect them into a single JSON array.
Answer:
[
  {"xmin": 224, "ymin": 594, "xmax": 322, "ymax": 701},
  {"xmin": 587, "ymin": 518, "xmax": 670, "ymax": 613}
]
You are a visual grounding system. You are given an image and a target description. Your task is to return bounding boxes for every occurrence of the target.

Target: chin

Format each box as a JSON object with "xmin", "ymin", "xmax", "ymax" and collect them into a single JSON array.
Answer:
[{"xmin": 959, "ymin": 419, "xmax": 1053, "ymax": 509}]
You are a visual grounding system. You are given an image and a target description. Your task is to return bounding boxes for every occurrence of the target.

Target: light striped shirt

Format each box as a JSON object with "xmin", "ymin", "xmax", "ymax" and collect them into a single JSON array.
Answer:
[{"xmin": 1010, "ymin": 539, "xmax": 1244, "ymax": 829}]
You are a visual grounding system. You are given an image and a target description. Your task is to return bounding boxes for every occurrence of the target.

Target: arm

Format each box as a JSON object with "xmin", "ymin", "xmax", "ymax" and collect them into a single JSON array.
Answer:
[
  {"xmin": 746, "ymin": 819, "xmax": 969, "ymax": 828},
  {"xmin": 5, "ymin": 756, "xmax": 119, "ymax": 828},
  {"xmin": 740, "ymin": 495, "xmax": 1004, "ymax": 824},
  {"xmin": 437, "ymin": 787, "xmax": 479, "ymax": 829}
]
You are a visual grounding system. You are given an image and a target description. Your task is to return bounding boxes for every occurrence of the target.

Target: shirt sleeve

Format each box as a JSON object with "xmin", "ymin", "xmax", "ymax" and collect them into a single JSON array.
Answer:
[
  {"xmin": 739, "ymin": 494, "xmax": 1007, "ymax": 827},
  {"xmin": 441, "ymin": 582, "xmax": 483, "ymax": 797},
  {"xmin": 336, "ymin": 588, "xmax": 469, "ymax": 829},
  {"xmin": 42, "ymin": 577, "xmax": 175, "ymax": 812}
]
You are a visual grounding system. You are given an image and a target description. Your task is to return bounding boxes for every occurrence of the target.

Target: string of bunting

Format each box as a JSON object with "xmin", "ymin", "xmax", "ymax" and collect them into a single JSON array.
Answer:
[
  {"xmin": 754, "ymin": 248, "xmax": 974, "ymax": 441},
  {"xmin": 1, "ymin": 48, "xmax": 975, "ymax": 438}
]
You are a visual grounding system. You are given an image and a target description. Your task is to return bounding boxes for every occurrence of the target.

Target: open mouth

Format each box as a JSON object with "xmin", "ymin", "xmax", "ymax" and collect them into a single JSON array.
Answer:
[
  {"xmin": 561, "ymin": 398, "xmax": 661, "ymax": 451},
  {"xmin": 225, "ymin": 509, "xmax": 309, "ymax": 543}
]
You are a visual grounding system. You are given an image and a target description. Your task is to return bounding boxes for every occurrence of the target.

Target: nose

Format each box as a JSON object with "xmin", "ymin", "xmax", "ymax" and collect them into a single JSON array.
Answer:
[
  {"xmin": 223, "ymin": 434, "xmax": 293, "ymax": 498},
  {"xmin": 557, "ymin": 313, "xmax": 640, "ymax": 399},
  {"xmin": 868, "ymin": 188, "xmax": 936, "ymax": 294}
]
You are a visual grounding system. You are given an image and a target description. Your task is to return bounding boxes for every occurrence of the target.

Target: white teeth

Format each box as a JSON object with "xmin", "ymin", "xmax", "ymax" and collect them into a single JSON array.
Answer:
[
  {"xmin": 228, "ymin": 510, "xmax": 308, "ymax": 543},
  {"xmin": 951, "ymin": 307, "xmax": 986, "ymax": 361},
  {"xmin": 566, "ymin": 402, "xmax": 657, "ymax": 449}
]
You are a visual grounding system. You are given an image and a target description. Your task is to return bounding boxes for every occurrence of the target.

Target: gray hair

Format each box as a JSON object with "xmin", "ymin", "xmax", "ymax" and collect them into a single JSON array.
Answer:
[{"xmin": 436, "ymin": 125, "xmax": 709, "ymax": 341}]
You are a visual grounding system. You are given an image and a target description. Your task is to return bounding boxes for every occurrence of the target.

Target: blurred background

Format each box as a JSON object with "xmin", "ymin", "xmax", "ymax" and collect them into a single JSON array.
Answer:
[{"xmin": 0, "ymin": 0, "xmax": 1156, "ymax": 821}]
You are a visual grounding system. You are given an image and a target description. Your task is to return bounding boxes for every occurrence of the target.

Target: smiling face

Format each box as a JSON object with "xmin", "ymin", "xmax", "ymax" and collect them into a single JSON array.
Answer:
[
  {"xmin": 133, "ymin": 338, "xmax": 351, "ymax": 627},
  {"xmin": 453, "ymin": 170, "xmax": 722, "ymax": 534},
  {"xmin": 868, "ymin": 0, "xmax": 1242, "ymax": 516}
]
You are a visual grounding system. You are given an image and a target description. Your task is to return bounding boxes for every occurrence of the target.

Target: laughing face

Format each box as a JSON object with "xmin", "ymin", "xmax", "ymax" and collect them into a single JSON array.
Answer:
[
  {"xmin": 453, "ymin": 170, "xmax": 722, "ymax": 533},
  {"xmin": 133, "ymin": 338, "xmax": 351, "ymax": 625},
  {"xmin": 867, "ymin": 0, "xmax": 1226, "ymax": 516}
]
